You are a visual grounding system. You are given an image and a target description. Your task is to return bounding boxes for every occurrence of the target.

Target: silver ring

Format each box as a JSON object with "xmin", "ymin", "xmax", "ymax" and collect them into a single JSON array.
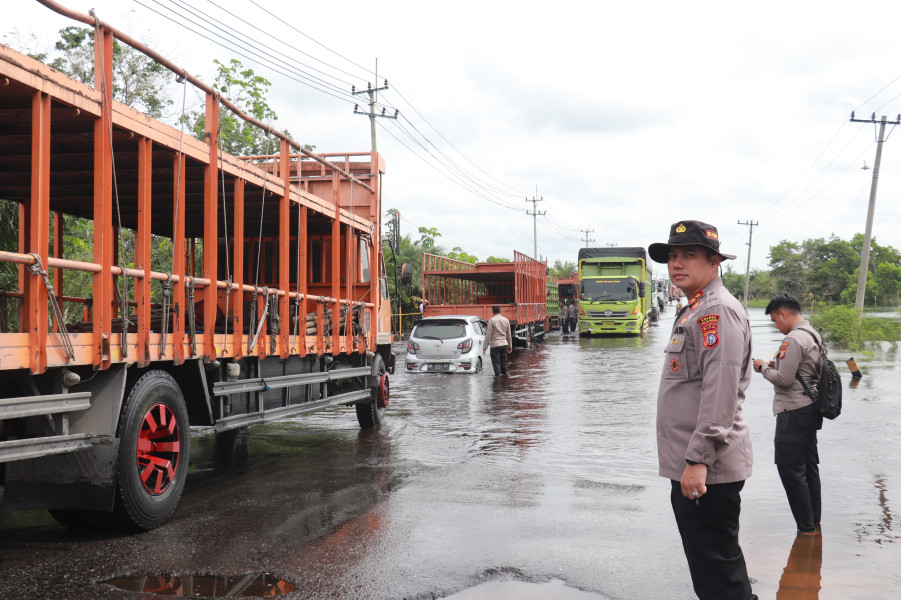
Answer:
[{"xmin": 691, "ymin": 491, "xmax": 700, "ymax": 498}]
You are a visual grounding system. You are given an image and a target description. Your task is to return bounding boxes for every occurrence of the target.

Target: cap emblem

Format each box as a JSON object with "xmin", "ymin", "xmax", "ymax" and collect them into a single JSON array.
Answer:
[{"xmin": 675, "ymin": 223, "xmax": 687, "ymax": 233}]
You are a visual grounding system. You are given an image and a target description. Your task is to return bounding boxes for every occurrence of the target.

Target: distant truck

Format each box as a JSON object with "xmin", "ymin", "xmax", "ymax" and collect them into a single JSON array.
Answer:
[
  {"xmin": 421, "ymin": 251, "xmax": 546, "ymax": 346},
  {"xmin": 577, "ymin": 247, "xmax": 654, "ymax": 335},
  {"xmin": 546, "ymin": 278, "xmax": 561, "ymax": 331}
]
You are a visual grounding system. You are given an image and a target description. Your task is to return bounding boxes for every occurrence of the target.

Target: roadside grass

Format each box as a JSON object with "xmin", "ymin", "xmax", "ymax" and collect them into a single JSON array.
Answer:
[{"xmin": 809, "ymin": 305, "xmax": 901, "ymax": 351}]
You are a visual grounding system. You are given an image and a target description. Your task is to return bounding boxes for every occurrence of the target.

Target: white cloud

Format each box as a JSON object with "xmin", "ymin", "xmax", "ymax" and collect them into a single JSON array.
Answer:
[{"xmin": 8, "ymin": 0, "xmax": 901, "ymax": 277}]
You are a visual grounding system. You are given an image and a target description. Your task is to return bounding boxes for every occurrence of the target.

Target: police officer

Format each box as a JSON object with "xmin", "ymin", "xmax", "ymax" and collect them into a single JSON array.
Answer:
[
  {"xmin": 649, "ymin": 220, "xmax": 756, "ymax": 600},
  {"xmin": 753, "ymin": 293, "xmax": 824, "ymax": 536}
]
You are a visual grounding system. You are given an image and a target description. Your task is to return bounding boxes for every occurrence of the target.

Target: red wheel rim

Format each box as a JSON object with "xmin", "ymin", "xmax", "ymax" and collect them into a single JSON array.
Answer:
[
  {"xmin": 135, "ymin": 403, "xmax": 181, "ymax": 495},
  {"xmin": 377, "ymin": 373, "xmax": 389, "ymax": 408}
]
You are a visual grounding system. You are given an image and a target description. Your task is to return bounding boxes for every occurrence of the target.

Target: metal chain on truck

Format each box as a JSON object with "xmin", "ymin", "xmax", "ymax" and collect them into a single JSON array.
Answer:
[
  {"xmin": 186, "ymin": 276, "xmax": 197, "ymax": 358},
  {"xmin": 159, "ymin": 279, "xmax": 171, "ymax": 359},
  {"xmin": 249, "ymin": 287, "xmax": 270, "ymax": 353},
  {"xmin": 27, "ymin": 253, "xmax": 75, "ymax": 361}
]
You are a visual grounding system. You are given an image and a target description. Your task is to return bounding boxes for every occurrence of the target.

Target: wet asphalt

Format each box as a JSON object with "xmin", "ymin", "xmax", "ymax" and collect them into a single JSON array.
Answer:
[{"xmin": 1, "ymin": 306, "xmax": 900, "ymax": 599}]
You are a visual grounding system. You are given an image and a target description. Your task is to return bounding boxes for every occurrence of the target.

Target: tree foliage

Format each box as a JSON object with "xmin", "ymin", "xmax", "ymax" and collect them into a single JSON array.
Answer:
[
  {"xmin": 768, "ymin": 234, "xmax": 901, "ymax": 308},
  {"xmin": 46, "ymin": 26, "xmax": 173, "ymax": 119},
  {"xmin": 184, "ymin": 58, "xmax": 291, "ymax": 156},
  {"xmin": 549, "ymin": 260, "xmax": 576, "ymax": 279}
]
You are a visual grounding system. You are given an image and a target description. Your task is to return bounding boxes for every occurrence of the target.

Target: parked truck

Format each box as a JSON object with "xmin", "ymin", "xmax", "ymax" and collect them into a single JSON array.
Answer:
[
  {"xmin": 577, "ymin": 247, "xmax": 654, "ymax": 335},
  {"xmin": 0, "ymin": 3, "xmax": 393, "ymax": 531},
  {"xmin": 421, "ymin": 251, "xmax": 546, "ymax": 345},
  {"xmin": 546, "ymin": 277, "xmax": 561, "ymax": 331}
]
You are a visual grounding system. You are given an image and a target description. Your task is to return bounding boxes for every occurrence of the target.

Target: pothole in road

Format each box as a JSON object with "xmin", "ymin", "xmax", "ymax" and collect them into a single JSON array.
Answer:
[
  {"xmin": 103, "ymin": 572, "xmax": 296, "ymax": 597},
  {"xmin": 442, "ymin": 579, "xmax": 610, "ymax": 599}
]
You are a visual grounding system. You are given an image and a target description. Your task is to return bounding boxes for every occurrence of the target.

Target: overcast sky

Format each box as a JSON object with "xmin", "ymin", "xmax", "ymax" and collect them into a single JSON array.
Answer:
[{"xmin": 7, "ymin": 0, "xmax": 901, "ymax": 281}]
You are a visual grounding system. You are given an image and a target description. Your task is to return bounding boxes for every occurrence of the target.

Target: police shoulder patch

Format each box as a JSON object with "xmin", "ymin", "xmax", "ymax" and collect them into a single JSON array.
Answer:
[
  {"xmin": 778, "ymin": 340, "xmax": 789, "ymax": 359},
  {"xmin": 698, "ymin": 314, "xmax": 720, "ymax": 349}
]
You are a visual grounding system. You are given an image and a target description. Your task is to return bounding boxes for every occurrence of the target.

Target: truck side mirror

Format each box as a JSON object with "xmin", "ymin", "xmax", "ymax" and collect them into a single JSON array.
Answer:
[
  {"xmin": 401, "ymin": 262, "xmax": 413, "ymax": 285},
  {"xmin": 638, "ymin": 281, "xmax": 647, "ymax": 298}
]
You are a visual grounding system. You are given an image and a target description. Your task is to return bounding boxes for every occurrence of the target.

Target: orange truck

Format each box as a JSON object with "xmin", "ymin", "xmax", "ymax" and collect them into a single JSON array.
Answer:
[
  {"xmin": 421, "ymin": 251, "xmax": 547, "ymax": 345},
  {"xmin": 0, "ymin": 1, "xmax": 394, "ymax": 530}
]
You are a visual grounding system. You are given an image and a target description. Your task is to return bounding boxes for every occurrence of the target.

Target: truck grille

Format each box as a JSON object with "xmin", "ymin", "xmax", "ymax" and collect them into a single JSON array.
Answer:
[{"xmin": 587, "ymin": 310, "xmax": 630, "ymax": 318}]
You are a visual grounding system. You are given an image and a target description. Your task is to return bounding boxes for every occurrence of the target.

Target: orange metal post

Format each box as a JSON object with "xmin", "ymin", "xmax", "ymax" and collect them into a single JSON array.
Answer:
[
  {"xmin": 331, "ymin": 174, "xmax": 341, "ymax": 355},
  {"xmin": 232, "ymin": 178, "xmax": 244, "ymax": 358},
  {"xmin": 172, "ymin": 152, "xmax": 186, "ymax": 365},
  {"xmin": 92, "ymin": 25, "xmax": 114, "ymax": 369},
  {"xmin": 298, "ymin": 205, "xmax": 308, "ymax": 353},
  {"xmin": 27, "ymin": 90, "xmax": 51, "ymax": 373},
  {"xmin": 202, "ymin": 93, "xmax": 218, "ymax": 361},
  {"xmin": 279, "ymin": 139, "xmax": 290, "ymax": 358},
  {"xmin": 136, "ymin": 136, "xmax": 152, "ymax": 367},
  {"xmin": 17, "ymin": 203, "xmax": 25, "ymax": 332}
]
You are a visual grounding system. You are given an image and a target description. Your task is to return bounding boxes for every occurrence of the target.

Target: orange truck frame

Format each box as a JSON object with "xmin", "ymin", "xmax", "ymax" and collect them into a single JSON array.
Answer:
[
  {"xmin": 421, "ymin": 251, "xmax": 546, "ymax": 345},
  {"xmin": 0, "ymin": 0, "xmax": 394, "ymax": 530}
]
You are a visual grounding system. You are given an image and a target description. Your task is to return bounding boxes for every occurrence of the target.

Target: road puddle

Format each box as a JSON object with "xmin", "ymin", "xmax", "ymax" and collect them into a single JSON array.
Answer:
[
  {"xmin": 103, "ymin": 572, "xmax": 296, "ymax": 597},
  {"xmin": 442, "ymin": 579, "xmax": 609, "ymax": 599}
]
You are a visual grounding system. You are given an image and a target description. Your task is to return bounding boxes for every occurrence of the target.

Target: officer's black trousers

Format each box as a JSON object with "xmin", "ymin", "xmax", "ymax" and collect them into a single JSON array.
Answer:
[
  {"xmin": 670, "ymin": 479, "xmax": 754, "ymax": 600},
  {"xmin": 489, "ymin": 346, "xmax": 508, "ymax": 376},
  {"xmin": 775, "ymin": 404, "xmax": 822, "ymax": 533}
]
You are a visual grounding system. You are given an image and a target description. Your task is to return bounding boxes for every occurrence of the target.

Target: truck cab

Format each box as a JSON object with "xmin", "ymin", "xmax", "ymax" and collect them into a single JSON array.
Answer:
[{"xmin": 577, "ymin": 247, "xmax": 653, "ymax": 335}]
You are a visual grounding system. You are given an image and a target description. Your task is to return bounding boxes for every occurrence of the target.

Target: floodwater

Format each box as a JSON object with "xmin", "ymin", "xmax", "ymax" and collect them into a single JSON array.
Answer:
[{"xmin": 0, "ymin": 306, "xmax": 899, "ymax": 599}]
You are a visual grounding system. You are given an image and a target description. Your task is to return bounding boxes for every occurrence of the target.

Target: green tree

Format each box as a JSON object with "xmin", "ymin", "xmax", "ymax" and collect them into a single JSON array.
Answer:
[
  {"xmin": 446, "ymin": 247, "xmax": 479, "ymax": 264},
  {"xmin": 417, "ymin": 226, "xmax": 444, "ymax": 254},
  {"xmin": 47, "ymin": 26, "xmax": 172, "ymax": 119},
  {"xmin": 185, "ymin": 58, "xmax": 289, "ymax": 156},
  {"xmin": 550, "ymin": 259, "xmax": 576, "ymax": 278}
]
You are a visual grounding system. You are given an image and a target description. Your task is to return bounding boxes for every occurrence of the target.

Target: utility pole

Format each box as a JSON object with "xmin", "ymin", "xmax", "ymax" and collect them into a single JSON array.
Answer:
[
  {"xmin": 525, "ymin": 194, "xmax": 545, "ymax": 259},
  {"xmin": 849, "ymin": 112, "xmax": 901, "ymax": 310},
  {"xmin": 352, "ymin": 62, "xmax": 399, "ymax": 154},
  {"xmin": 581, "ymin": 227, "xmax": 595, "ymax": 248},
  {"xmin": 353, "ymin": 64, "xmax": 399, "ymax": 329},
  {"xmin": 737, "ymin": 220, "xmax": 758, "ymax": 308}
]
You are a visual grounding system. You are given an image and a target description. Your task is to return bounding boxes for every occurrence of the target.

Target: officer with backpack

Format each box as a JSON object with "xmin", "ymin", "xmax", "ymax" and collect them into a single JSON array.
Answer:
[{"xmin": 753, "ymin": 293, "xmax": 825, "ymax": 536}]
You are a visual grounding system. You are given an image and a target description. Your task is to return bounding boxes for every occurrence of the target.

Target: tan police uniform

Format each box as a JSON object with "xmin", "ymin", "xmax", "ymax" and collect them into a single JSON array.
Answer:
[
  {"xmin": 759, "ymin": 320, "xmax": 821, "ymax": 415},
  {"xmin": 757, "ymin": 317, "xmax": 824, "ymax": 533},
  {"xmin": 657, "ymin": 276, "xmax": 753, "ymax": 483}
]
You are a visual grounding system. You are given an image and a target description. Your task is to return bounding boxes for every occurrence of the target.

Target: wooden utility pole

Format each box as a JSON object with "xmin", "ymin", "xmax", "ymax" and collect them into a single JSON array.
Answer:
[
  {"xmin": 849, "ymin": 112, "xmax": 901, "ymax": 310},
  {"xmin": 737, "ymin": 220, "xmax": 758, "ymax": 308}
]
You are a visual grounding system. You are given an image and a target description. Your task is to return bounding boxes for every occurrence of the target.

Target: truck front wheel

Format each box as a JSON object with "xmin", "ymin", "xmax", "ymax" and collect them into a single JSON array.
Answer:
[{"xmin": 114, "ymin": 370, "xmax": 190, "ymax": 530}]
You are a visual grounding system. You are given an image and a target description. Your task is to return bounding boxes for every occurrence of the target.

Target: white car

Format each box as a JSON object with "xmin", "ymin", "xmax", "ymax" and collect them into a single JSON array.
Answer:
[{"xmin": 405, "ymin": 315, "xmax": 487, "ymax": 374}]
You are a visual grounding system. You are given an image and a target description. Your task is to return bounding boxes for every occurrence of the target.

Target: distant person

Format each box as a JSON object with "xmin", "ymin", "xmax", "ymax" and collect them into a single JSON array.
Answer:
[
  {"xmin": 561, "ymin": 300, "xmax": 570, "ymax": 334},
  {"xmin": 418, "ymin": 299, "xmax": 428, "ymax": 319},
  {"xmin": 753, "ymin": 293, "xmax": 824, "ymax": 536},
  {"xmin": 567, "ymin": 300, "xmax": 578, "ymax": 334},
  {"xmin": 482, "ymin": 304, "xmax": 513, "ymax": 376},
  {"xmin": 648, "ymin": 220, "xmax": 756, "ymax": 600}
]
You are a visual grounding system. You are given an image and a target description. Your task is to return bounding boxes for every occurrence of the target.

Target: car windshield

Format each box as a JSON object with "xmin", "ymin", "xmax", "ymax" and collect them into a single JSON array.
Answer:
[
  {"xmin": 414, "ymin": 321, "xmax": 467, "ymax": 340},
  {"xmin": 581, "ymin": 279, "xmax": 636, "ymax": 302}
]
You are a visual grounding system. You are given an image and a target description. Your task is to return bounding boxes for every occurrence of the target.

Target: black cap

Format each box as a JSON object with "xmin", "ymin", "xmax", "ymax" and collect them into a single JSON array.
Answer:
[{"xmin": 648, "ymin": 220, "xmax": 737, "ymax": 264}]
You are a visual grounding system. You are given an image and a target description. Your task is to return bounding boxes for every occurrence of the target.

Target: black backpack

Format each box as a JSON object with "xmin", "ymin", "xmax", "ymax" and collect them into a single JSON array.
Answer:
[{"xmin": 795, "ymin": 329, "xmax": 842, "ymax": 420}]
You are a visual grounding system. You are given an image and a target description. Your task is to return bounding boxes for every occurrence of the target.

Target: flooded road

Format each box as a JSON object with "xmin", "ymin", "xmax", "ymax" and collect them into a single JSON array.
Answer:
[{"xmin": 1, "ymin": 306, "xmax": 899, "ymax": 599}]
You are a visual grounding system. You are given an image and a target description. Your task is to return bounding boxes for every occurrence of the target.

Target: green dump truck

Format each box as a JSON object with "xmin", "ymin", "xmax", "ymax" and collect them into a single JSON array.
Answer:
[{"xmin": 577, "ymin": 247, "xmax": 654, "ymax": 335}]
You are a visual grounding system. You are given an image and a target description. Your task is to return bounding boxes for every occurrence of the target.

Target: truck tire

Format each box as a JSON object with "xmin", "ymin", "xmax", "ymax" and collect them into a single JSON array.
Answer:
[
  {"xmin": 356, "ymin": 355, "xmax": 388, "ymax": 429},
  {"xmin": 114, "ymin": 370, "xmax": 190, "ymax": 531}
]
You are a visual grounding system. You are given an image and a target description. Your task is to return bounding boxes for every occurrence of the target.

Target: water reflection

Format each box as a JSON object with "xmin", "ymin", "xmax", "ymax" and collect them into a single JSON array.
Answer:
[
  {"xmin": 104, "ymin": 572, "xmax": 296, "ymax": 597},
  {"xmin": 856, "ymin": 474, "xmax": 898, "ymax": 545},
  {"xmin": 776, "ymin": 534, "xmax": 822, "ymax": 599}
]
